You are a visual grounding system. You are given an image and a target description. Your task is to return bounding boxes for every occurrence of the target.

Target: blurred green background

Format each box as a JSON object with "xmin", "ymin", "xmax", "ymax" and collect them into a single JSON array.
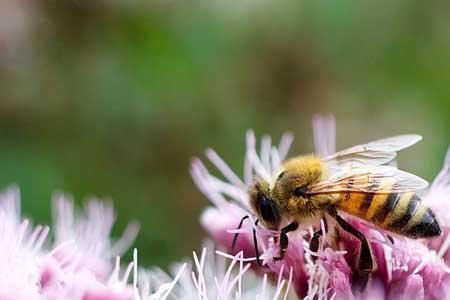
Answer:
[{"xmin": 0, "ymin": 0, "xmax": 449, "ymax": 267}]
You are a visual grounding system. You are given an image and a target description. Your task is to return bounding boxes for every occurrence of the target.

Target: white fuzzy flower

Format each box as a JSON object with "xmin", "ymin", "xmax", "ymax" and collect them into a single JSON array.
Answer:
[
  {"xmin": 0, "ymin": 187, "xmax": 180, "ymax": 300},
  {"xmin": 139, "ymin": 241, "xmax": 295, "ymax": 300},
  {"xmin": 52, "ymin": 194, "xmax": 139, "ymax": 279},
  {"xmin": 0, "ymin": 186, "xmax": 49, "ymax": 300}
]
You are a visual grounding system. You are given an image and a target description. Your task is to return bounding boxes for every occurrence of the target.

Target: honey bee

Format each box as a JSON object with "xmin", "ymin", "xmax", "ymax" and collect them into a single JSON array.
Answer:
[{"xmin": 244, "ymin": 135, "xmax": 441, "ymax": 291}]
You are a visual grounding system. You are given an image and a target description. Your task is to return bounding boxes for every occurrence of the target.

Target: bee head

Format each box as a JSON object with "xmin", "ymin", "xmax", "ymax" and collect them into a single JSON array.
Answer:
[{"xmin": 249, "ymin": 180, "xmax": 281, "ymax": 230}]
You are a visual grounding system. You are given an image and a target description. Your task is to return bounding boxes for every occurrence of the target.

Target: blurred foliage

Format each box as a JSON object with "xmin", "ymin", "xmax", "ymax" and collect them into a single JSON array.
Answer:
[{"xmin": 0, "ymin": 0, "xmax": 449, "ymax": 267}]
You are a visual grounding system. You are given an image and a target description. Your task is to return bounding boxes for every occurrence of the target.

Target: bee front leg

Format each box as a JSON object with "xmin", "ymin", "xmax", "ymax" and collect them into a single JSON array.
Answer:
[
  {"xmin": 273, "ymin": 221, "xmax": 299, "ymax": 261},
  {"xmin": 334, "ymin": 214, "xmax": 373, "ymax": 292},
  {"xmin": 232, "ymin": 215, "xmax": 250, "ymax": 249},
  {"xmin": 309, "ymin": 230, "xmax": 322, "ymax": 262},
  {"xmin": 309, "ymin": 218, "xmax": 327, "ymax": 261}
]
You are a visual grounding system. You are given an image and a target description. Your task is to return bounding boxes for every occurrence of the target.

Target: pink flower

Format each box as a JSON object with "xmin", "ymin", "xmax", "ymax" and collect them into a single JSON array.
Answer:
[
  {"xmin": 191, "ymin": 114, "xmax": 450, "ymax": 299},
  {"xmin": 0, "ymin": 187, "xmax": 186, "ymax": 300},
  {"xmin": 52, "ymin": 194, "xmax": 139, "ymax": 279}
]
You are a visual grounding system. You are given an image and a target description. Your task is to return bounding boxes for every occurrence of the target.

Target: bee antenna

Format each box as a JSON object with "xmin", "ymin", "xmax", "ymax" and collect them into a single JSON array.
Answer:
[
  {"xmin": 231, "ymin": 215, "xmax": 250, "ymax": 249},
  {"xmin": 253, "ymin": 219, "xmax": 262, "ymax": 266}
]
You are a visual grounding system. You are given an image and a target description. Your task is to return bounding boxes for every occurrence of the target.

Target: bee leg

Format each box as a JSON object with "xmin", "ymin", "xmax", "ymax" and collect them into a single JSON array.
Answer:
[
  {"xmin": 387, "ymin": 235, "xmax": 394, "ymax": 244},
  {"xmin": 273, "ymin": 221, "xmax": 299, "ymax": 261},
  {"xmin": 232, "ymin": 215, "xmax": 250, "ymax": 249},
  {"xmin": 334, "ymin": 214, "xmax": 373, "ymax": 293},
  {"xmin": 309, "ymin": 230, "xmax": 322, "ymax": 261},
  {"xmin": 309, "ymin": 218, "xmax": 328, "ymax": 261},
  {"xmin": 253, "ymin": 219, "xmax": 262, "ymax": 266},
  {"xmin": 232, "ymin": 217, "xmax": 263, "ymax": 266}
]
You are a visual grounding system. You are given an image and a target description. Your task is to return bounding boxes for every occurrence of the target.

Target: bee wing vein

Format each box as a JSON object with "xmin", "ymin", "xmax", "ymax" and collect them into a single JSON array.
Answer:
[
  {"xmin": 310, "ymin": 166, "xmax": 428, "ymax": 195},
  {"xmin": 325, "ymin": 134, "xmax": 422, "ymax": 168}
]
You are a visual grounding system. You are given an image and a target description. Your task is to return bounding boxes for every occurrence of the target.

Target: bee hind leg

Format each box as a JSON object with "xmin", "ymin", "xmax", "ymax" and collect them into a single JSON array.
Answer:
[
  {"xmin": 334, "ymin": 214, "xmax": 373, "ymax": 293},
  {"xmin": 273, "ymin": 221, "xmax": 299, "ymax": 261}
]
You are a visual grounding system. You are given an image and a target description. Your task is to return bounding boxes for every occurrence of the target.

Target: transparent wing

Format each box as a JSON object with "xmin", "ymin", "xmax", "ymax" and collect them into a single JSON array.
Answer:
[
  {"xmin": 309, "ymin": 166, "xmax": 428, "ymax": 195},
  {"xmin": 325, "ymin": 134, "xmax": 422, "ymax": 168}
]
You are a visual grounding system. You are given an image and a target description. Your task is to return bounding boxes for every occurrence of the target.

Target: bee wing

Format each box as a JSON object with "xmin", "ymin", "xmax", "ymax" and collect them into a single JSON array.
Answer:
[
  {"xmin": 309, "ymin": 166, "xmax": 428, "ymax": 194},
  {"xmin": 325, "ymin": 135, "xmax": 422, "ymax": 168}
]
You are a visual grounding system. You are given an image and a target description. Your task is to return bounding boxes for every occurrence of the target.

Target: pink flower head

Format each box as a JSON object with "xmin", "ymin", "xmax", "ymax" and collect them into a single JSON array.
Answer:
[
  {"xmin": 0, "ymin": 187, "xmax": 189, "ymax": 300},
  {"xmin": 0, "ymin": 187, "xmax": 49, "ymax": 300},
  {"xmin": 191, "ymin": 114, "xmax": 450, "ymax": 299},
  {"xmin": 52, "ymin": 194, "xmax": 139, "ymax": 279}
]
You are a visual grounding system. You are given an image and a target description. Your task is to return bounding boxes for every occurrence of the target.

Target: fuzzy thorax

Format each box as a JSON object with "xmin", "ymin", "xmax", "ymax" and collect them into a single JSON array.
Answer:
[{"xmin": 273, "ymin": 155, "xmax": 336, "ymax": 221}]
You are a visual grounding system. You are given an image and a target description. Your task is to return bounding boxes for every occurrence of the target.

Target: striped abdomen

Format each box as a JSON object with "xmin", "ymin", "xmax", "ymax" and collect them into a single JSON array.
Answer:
[{"xmin": 336, "ymin": 191, "xmax": 441, "ymax": 238}]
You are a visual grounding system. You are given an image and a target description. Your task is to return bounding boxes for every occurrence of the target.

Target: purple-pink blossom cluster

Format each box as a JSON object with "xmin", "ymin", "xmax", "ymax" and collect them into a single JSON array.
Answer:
[
  {"xmin": 191, "ymin": 115, "xmax": 450, "ymax": 299},
  {"xmin": 0, "ymin": 188, "xmax": 194, "ymax": 300},
  {"xmin": 0, "ymin": 188, "xmax": 136, "ymax": 299}
]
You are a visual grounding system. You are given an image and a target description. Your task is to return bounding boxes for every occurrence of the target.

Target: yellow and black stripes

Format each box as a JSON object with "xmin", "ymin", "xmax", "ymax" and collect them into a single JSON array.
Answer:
[
  {"xmin": 372, "ymin": 193, "xmax": 402, "ymax": 223},
  {"xmin": 404, "ymin": 207, "xmax": 440, "ymax": 238},
  {"xmin": 337, "ymin": 190, "xmax": 441, "ymax": 238},
  {"xmin": 387, "ymin": 194, "xmax": 420, "ymax": 232},
  {"xmin": 359, "ymin": 192, "xmax": 376, "ymax": 216}
]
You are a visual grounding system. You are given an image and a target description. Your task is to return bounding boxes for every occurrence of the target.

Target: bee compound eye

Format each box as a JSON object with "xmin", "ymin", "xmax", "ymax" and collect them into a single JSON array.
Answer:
[{"xmin": 258, "ymin": 194, "xmax": 279, "ymax": 224}]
